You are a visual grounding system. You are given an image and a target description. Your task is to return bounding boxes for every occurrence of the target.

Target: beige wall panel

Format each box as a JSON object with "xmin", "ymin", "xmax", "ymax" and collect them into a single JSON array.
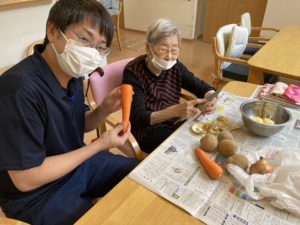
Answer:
[{"xmin": 202, "ymin": 0, "xmax": 267, "ymax": 42}]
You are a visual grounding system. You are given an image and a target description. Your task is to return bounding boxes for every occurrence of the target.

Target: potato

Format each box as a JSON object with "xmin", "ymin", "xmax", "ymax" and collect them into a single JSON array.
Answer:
[
  {"xmin": 263, "ymin": 117, "xmax": 275, "ymax": 125},
  {"xmin": 200, "ymin": 134, "xmax": 218, "ymax": 152},
  {"xmin": 227, "ymin": 154, "xmax": 248, "ymax": 170},
  {"xmin": 218, "ymin": 130, "xmax": 234, "ymax": 141},
  {"xmin": 217, "ymin": 139, "xmax": 237, "ymax": 157},
  {"xmin": 249, "ymin": 157, "xmax": 273, "ymax": 175},
  {"xmin": 252, "ymin": 116, "xmax": 264, "ymax": 124}
]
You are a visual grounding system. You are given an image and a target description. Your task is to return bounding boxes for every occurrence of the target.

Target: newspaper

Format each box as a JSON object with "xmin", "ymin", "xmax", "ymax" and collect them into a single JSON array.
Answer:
[{"xmin": 129, "ymin": 91, "xmax": 300, "ymax": 225}]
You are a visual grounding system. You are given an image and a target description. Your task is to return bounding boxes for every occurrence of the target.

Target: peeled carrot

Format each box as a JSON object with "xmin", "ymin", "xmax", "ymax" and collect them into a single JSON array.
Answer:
[
  {"xmin": 195, "ymin": 147, "xmax": 223, "ymax": 180},
  {"xmin": 121, "ymin": 84, "xmax": 133, "ymax": 133}
]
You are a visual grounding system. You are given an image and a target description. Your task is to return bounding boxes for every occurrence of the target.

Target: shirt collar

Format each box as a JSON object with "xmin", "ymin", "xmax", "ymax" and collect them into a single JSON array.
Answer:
[{"xmin": 30, "ymin": 44, "xmax": 80, "ymax": 99}]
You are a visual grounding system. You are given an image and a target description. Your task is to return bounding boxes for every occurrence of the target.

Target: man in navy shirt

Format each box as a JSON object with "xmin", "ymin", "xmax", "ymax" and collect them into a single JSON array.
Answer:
[{"xmin": 0, "ymin": 0, "xmax": 139, "ymax": 224}]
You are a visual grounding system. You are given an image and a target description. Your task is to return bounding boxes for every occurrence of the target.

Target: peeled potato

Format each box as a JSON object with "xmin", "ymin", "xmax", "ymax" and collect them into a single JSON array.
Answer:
[
  {"xmin": 200, "ymin": 134, "xmax": 218, "ymax": 152},
  {"xmin": 252, "ymin": 116, "xmax": 264, "ymax": 124},
  {"xmin": 191, "ymin": 123, "xmax": 204, "ymax": 134},
  {"xmin": 263, "ymin": 117, "xmax": 275, "ymax": 125},
  {"xmin": 217, "ymin": 139, "xmax": 237, "ymax": 157},
  {"xmin": 218, "ymin": 130, "xmax": 234, "ymax": 141},
  {"xmin": 227, "ymin": 154, "xmax": 248, "ymax": 170}
]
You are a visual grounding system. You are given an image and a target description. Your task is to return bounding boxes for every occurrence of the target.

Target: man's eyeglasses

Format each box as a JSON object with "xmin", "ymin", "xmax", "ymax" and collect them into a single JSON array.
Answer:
[{"xmin": 73, "ymin": 31, "xmax": 111, "ymax": 56}]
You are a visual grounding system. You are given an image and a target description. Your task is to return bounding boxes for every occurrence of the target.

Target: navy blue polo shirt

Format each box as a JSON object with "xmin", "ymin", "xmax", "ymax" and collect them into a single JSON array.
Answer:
[{"xmin": 0, "ymin": 45, "xmax": 89, "ymax": 203}]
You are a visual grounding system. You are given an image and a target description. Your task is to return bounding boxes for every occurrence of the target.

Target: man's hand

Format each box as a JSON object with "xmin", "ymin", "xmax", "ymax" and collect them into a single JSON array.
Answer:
[{"xmin": 96, "ymin": 122, "xmax": 131, "ymax": 149}]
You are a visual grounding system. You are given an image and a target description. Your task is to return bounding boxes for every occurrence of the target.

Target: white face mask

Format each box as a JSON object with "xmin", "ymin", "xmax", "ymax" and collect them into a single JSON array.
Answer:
[
  {"xmin": 149, "ymin": 47, "xmax": 177, "ymax": 71},
  {"xmin": 52, "ymin": 30, "xmax": 106, "ymax": 78}
]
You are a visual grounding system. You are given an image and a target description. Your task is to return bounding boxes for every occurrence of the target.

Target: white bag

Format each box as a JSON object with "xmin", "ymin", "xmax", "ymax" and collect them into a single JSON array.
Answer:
[{"xmin": 227, "ymin": 148, "xmax": 300, "ymax": 216}]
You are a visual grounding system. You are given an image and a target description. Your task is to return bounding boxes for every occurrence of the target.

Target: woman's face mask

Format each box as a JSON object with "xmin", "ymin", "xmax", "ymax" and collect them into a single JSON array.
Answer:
[
  {"xmin": 52, "ymin": 30, "xmax": 107, "ymax": 78},
  {"xmin": 149, "ymin": 45, "xmax": 177, "ymax": 72}
]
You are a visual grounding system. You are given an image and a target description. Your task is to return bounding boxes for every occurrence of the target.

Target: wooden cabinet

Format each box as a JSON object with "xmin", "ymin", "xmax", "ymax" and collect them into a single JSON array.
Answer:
[{"xmin": 202, "ymin": 0, "xmax": 268, "ymax": 42}]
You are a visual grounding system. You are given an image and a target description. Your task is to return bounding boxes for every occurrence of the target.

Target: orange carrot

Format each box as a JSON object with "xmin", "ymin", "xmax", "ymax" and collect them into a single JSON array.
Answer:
[
  {"xmin": 195, "ymin": 147, "xmax": 223, "ymax": 180},
  {"xmin": 121, "ymin": 84, "xmax": 133, "ymax": 133}
]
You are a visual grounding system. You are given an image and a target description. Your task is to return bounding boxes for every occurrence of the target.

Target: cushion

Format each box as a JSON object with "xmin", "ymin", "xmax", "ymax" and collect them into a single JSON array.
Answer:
[
  {"xmin": 223, "ymin": 63, "xmax": 277, "ymax": 84},
  {"xmin": 223, "ymin": 63, "xmax": 249, "ymax": 82},
  {"xmin": 241, "ymin": 12, "xmax": 252, "ymax": 35},
  {"xmin": 221, "ymin": 25, "xmax": 248, "ymax": 70},
  {"xmin": 225, "ymin": 25, "xmax": 248, "ymax": 58},
  {"xmin": 243, "ymin": 40, "xmax": 265, "ymax": 55},
  {"xmin": 216, "ymin": 24, "xmax": 235, "ymax": 57}
]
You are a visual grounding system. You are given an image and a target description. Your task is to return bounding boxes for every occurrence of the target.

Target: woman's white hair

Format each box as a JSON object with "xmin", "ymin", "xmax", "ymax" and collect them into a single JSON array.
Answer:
[{"xmin": 146, "ymin": 18, "xmax": 181, "ymax": 45}]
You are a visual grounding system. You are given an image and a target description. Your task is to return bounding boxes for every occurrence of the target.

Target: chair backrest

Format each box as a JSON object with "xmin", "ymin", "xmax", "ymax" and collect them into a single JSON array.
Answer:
[
  {"xmin": 213, "ymin": 24, "xmax": 249, "ymax": 88},
  {"xmin": 0, "ymin": 217, "xmax": 30, "ymax": 225},
  {"xmin": 0, "ymin": 65, "xmax": 12, "ymax": 75},
  {"xmin": 89, "ymin": 58, "xmax": 133, "ymax": 105},
  {"xmin": 0, "ymin": 209, "xmax": 29, "ymax": 225},
  {"xmin": 25, "ymin": 39, "xmax": 44, "ymax": 57},
  {"xmin": 216, "ymin": 24, "xmax": 248, "ymax": 70},
  {"xmin": 241, "ymin": 12, "xmax": 251, "ymax": 35},
  {"xmin": 88, "ymin": 58, "xmax": 146, "ymax": 160},
  {"xmin": 216, "ymin": 24, "xmax": 235, "ymax": 58}
]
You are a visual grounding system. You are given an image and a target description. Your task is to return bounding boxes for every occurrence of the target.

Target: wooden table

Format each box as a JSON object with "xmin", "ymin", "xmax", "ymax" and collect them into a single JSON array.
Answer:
[
  {"xmin": 247, "ymin": 24, "xmax": 300, "ymax": 84},
  {"xmin": 75, "ymin": 81, "xmax": 257, "ymax": 225},
  {"xmin": 0, "ymin": 217, "xmax": 29, "ymax": 225}
]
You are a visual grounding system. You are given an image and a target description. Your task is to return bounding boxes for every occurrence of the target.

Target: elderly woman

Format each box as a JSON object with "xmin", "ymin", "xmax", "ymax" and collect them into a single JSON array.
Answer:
[{"xmin": 123, "ymin": 18, "xmax": 216, "ymax": 153}]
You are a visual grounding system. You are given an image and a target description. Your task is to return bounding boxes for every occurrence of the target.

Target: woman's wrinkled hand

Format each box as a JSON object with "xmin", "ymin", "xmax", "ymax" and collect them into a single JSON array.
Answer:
[
  {"xmin": 175, "ymin": 99, "xmax": 207, "ymax": 119},
  {"xmin": 202, "ymin": 97, "xmax": 217, "ymax": 114}
]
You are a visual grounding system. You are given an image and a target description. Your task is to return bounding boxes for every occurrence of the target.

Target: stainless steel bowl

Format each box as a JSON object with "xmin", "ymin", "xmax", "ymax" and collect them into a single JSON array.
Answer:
[{"xmin": 240, "ymin": 100, "xmax": 291, "ymax": 136}]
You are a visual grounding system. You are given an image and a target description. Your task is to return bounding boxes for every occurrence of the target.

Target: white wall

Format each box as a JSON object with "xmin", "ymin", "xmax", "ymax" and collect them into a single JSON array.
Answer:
[
  {"xmin": 0, "ymin": 0, "xmax": 54, "ymax": 68},
  {"xmin": 1, "ymin": 0, "xmax": 299, "ymax": 68},
  {"xmin": 262, "ymin": 0, "xmax": 300, "ymax": 36},
  {"xmin": 124, "ymin": 0, "xmax": 198, "ymax": 39}
]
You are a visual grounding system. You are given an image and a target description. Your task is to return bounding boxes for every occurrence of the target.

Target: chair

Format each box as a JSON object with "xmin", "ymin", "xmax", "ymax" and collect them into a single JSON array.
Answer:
[
  {"xmin": 0, "ymin": 65, "xmax": 12, "ymax": 75},
  {"xmin": 0, "ymin": 208, "xmax": 29, "ymax": 225},
  {"xmin": 86, "ymin": 58, "xmax": 196, "ymax": 159},
  {"xmin": 0, "ymin": 217, "xmax": 30, "ymax": 225},
  {"xmin": 25, "ymin": 39, "xmax": 43, "ymax": 57},
  {"xmin": 241, "ymin": 12, "xmax": 279, "ymax": 39},
  {"xmin": 99, "ymin": 0, "xmax": 123, "ymax": 50},
  {"xmin": 211, "ymin": 24, "xmax": 272, "ymax": 88},
  {"xmin": 240, "ymin": 12, "xmax": 279, "ymax": 55},
  {"xmin": 86, "ymin": 58, "xmax": 146, "ymax": 160}
]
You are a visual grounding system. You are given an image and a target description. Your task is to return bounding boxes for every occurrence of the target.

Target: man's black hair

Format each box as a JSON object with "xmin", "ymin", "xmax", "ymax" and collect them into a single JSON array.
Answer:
[{"xmin": 44, "ymin": 0, "xmax": 114, "ymax": 47}]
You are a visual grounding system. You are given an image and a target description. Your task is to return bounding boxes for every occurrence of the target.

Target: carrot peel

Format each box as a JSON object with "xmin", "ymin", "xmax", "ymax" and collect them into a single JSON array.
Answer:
[
  {"xmin": 195, "ymin": 147, "xmax": 223, "ymax": 180},
  {"xmin": 121, "ymin": 84, "xmax": 133, "ymax": 133}
]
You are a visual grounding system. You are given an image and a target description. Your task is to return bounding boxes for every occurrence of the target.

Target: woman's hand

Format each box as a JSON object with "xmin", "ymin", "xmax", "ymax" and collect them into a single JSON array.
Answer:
[
  {"xmin": 101, "ymin": 87, "xmax": 122, "ymax": 116},
  {"xmin": 201, "ymin": 95, "xmax": 217, "ymax": 114},
  {"xmin": 203, "ymin": 99, "xmax": 217, "ymax": 114},
  {"xmin": 175, "ymin": 99, "xmax": 207, "ymax": 119},
  {"xmin": 95, "ymin": 122, "xmax": 131, "ymax": 150}
]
